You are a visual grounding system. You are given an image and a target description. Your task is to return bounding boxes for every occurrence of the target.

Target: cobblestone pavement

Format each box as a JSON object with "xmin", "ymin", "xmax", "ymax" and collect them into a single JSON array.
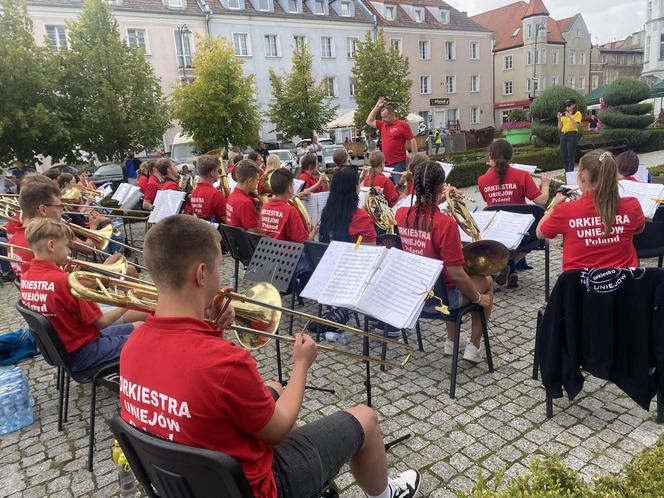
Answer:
[{"xmin": 2, "ymin": 215, "xmax": 664, "ymax": 497}]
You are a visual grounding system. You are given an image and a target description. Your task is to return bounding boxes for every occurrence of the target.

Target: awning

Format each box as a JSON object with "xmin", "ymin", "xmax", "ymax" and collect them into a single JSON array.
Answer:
[
  {"xmin": 651, "ymin": 79, "xmax": 664, "ymax": 99},
  {"xmin": 327, "ymin": 109, "xmax": 356, "ymax": 129},
  {"xmin": 585, "ymin": 84, "xmax": 608, "ymax": 106}
]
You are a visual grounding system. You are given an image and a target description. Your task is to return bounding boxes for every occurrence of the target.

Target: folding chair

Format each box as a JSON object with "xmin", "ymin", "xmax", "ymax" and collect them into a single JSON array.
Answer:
[
  {"xmin": 218, "ymin": 224, "xmax": 257, "ymax": 291},
  {"xmin": 634, "ymin": 221, "xmax": 664, "ymax": 267}
]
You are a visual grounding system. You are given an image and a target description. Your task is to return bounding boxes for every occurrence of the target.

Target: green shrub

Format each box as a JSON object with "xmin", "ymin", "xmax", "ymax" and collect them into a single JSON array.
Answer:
[
  {"xmin": 508, "ymin": 109, "xmax": 529, "ymax": 122},
  {"xmin": 599, "ymin": 128, "xmax": 648, "ymax": 148},
  {"xmin": 598, "ymin": 109, "xmax": 653, "ymax": 129},
  {"xmin": 616, "ymin": 103, "xmax": 654, "ymax": 116},
  {"xmin": 531, "ymin": 122, "xmax": 560, "ymax": 145},
  {"xmin": 638, "ymin": 128, "xmax": 664, "ymax": 153},
  {"xmin": 648, "ymin": 163, "xmax": 664, "ymax": 175},
  {"xmin": 602, "ymin": 77, "xmax": 651, "ymax": 106},
  {"xmin": 530, "ymin": 86, "xmax": 587, "ymax": 120}
]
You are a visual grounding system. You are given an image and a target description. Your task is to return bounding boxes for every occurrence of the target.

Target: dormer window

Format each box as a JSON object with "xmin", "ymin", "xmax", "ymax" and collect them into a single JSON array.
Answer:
[
  {"xmin": 288, "ymin": 0, "xmax": 297, "ymax": 12},
  {"xmin": 165, "ymin": 0, "xmax": 185, "ymax": 8},
  {"xmin": 258, "ymin": 0, "xmax": 269, "ymax": 11},
  {"xmin": 314, "ymin": 0, "xmax": 324, "ymax": 14},
  {"xmin": 228, "ymin": 0, "xmax": 241, "ymax": 8},
  {"xmin": 384, "ymin": 5, "xmax": 395, "ymax": 20},
  {"xmin": 413, "ymin": 7, "xmax": 424, "ymax": 23},
  {"xmin": 512, "ymin": 27, "xmax": 520, "ymax": 37},
  {"xmin": 340, "ymin": 0, "xmax": 351, "ymax": 16},
  {"xmin": 440, "ymin": 9, "xmax": 449, "ymax": 24}
]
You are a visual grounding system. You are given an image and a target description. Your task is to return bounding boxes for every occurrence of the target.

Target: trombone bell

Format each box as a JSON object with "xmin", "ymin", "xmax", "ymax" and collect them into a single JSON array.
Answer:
[{"xmin": 232, "ymin": 283, "xmax": 282, "ymax": 349}]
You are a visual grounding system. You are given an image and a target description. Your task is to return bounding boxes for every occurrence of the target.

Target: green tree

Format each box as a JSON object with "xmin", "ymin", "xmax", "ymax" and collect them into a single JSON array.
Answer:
[
  {"xmin": 171, "ymin": 36, "xmax": 261, "ymax": 152},
  {"xmin": 267, "ymin": 44, "xmax": 337, "ymax": 140},
  {"xmin": 0, "ymin": 0, "xmax": 70, "ymax": 164},
  {"xmin": 351, "ymin": 29, "xmax": 411, "ymax": 134},
  {"xmin": 599, "ymin": 77, "xmax": 652, "ymax": 148},
  {"xmin": 59, "ymin": 0, "xmax": 169, "ymax": 160}
]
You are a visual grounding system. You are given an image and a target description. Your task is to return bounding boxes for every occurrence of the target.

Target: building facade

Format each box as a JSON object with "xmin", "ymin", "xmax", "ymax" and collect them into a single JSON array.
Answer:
[
  {"xmin": 591, "ymin": 31, "xmax": 645, "ymax": 90},
  {"xmin": 471, "ymin": 0, "xmax": 591, "ymax": 124},
  {"xmin": 643, "ymin": 0, "xmax": 664, "ymax": 83}
]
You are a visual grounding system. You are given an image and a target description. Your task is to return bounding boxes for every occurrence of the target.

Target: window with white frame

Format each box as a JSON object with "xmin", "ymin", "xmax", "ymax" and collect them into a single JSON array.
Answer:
[
  {"xmin": 418, "ymin": 40, "xmax": 430, "ymax": 60},
  {"xmin": 321, "ymin": 36, "xmax": 334, "ymax": 57},
  {"xmin": 552, "ymin": 50, "xmax": 559, "ymax": 64},
  {"xmin": 469, "ymin": 41, "xmax": 479, "ymax": 60},
  {"xmin": 580, "ymin": 51, "xmax": 586, "ymax": 65},
  {"xmin": 127, "ymin": 28, "xmax": 148, "ymax": 52},
  {"xmin": 579, "ymin": 76, "xmax": 585, "ymax": 90},
  {"xmin": 592, "ymin": 75, "xmax": 599, "ymax": 89},
  {"xmin": 347, "ymin": 37, "xmax": 359, "ymax": 58},
  {"xmin": 420, "ymin": 75, "xmax": 431, "ymax": 94},
  {"xmin": 526, "ymin": 24, "xmax": 532, "ymax": 38},
  {"xmin": 258, "ymin": 0, "xmax": 269, "ymax": 10},
  {"xmin": 504, "ymin": 81, "xmax": 513, "ymax": 95},
  {"xmin": 287, "ymin": 0, "xmax": 297, "ymax": 12},
  {"xmin": 233, "ymin": 33, "xmax": 250, "ymax": 56},
  {"xmin": 349, "ymin": 79, "xmax": 356, "ymax": 96},
  {"xmin": 534, "ymin": 49, "xmax": 539, "ymax": 64},
  {"xmin": 228, "ymin": 0, "xmax": 241, "ymax": 8},
  {"xmin": 569, "ymin": 51, "xmax": 576, "ymax": 65},
  {"xmin": 444, "ymin": 41, "xmax": 456, "ymax": 60},
  {"xmin": 413, "ymin": 7, "xmax": 424, "ymax": 22},
  {"xmin": 504, "ymin": 55, "xmax": 513, "ymax": 70},
  {"xmin": 470, "ymin": 75, "xmax": 480, "ymax": 93},
  {"xmin": 501, "ymin": 110, "xmax": 510, "ymax": 123},
  {"xmin": 314, "ymin": 0, "xmax": 324, "ymax": 14},
  {"xmin": 527, "ymin": 78, "xmax": 539, "ymax": 93},
  {"xmin": 390, "ymin": 38, "xmax": 402, "ymax": 54},
  {"xmin": 294, "ymin": 35, "xmax": 306, "ymax": 51},
  {"xmin": 445, "ymin": 75, "xmax": 456, "ymax": 93},
  {"xmin": 440, "ymin": 8, "xmax": 449, "ymax": 23},
  {"xmin": 577, "ymin": 29, "xmax": 582, "ymax": 38},
  {"xmin": 340, "ymin": 1, "xmax": 351, "ymax": 16},
  {"xmin": 526, "ymin": 50, "xmax": 532, "ymax": 65},
  {"xmin": 471, "ymin": 107, "xmax": 480, "ymax": 125},
  {"xmin": 384, "ymin": 5, "xmax": 395, "ymax": 20},
  {"xmin": 264, "ymin": 35, "xmax": 279, "ymax": 57},
  {"xmin": 657, "ymin": 33, "xmax": 663, "ymax": 59},
  {"xmin": 174, "ymin": 29, "xmax": 193, "ymax": 68},
  {"xmin": 448, "ymin": 108, "xmax": 458, "ymax": 123},
  {"xmin": 552, "ymin": 76, "xmax": 559, "ymax": 86},
  {"xmin": 322, "ymin": 77, "xmax": 336, "ymax": 97},
  {"xmin": 166, "ymin": 0, "xmax": 185, "ymax": 8},
  {"xmin": 646, "ymin": 36, "xmax": 651, "ymax": 62},
  {"xmin": 45, "ymin": 25, "xmax": 68, "ymax": 50},
  {"xmin": 568, "ymin": 76, "xmax": 575, "ymax": 88}
]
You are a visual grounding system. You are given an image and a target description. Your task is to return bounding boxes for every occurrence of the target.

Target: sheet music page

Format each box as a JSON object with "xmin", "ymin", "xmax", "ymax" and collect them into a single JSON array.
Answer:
[
  {"xmin": 300, "ymin": 242, "xmax": 346, "ymax": 300},
  {"xmin": 112, "ymin": 183, "xmax": 131, "ymax": 203},
  {"xmin": 358, "ymin": 189, "xmax": 368, "ymax": 209},
  {"xmin": 566, "ymin": 171, "xmax": 579, "ymax": 186},
  {"xmin": 392, "ymin": 195, "xmax": 415, "ymax": 213},
  {"xmin": 511, "ymin": 163, "xmax": 538, "ymax": 174},
  {"xmin": 316, "ymin": 191, "xmax": 330, "ymax": 218},
  {"xmin": 148, "ymin": 190, "xmax": 186, "ymax": 223},
  {"xmin": 293, "ymin": 179, "xmax": 305, "ymax": 194},
  {"xmin": 359, "ymin": 249, "xmax": 443, "ymax": 329},
  {"xmin": 437, "ymin": 162, "xmax": 454, "ymax": 178},
  {"xmin": 119, "ymin": 185, "xmax": 142, "ymax": 209},
  {"xmin": 301, "ymin": 193, "xmax": 320, "ymax": 225},
  {"xmin": 482, "ymin": 211, "xmax": 535, "ymax": 250},
  {"xmin": 635, "ymin": 164, "xmax": 649, "ymax": 183},
  {"xmin": 618, "ymin": 179, "xmax": 664, "ymax": 218},
  {"xmin": 458, "ymin": 211, "xmax": 495, "ymax": 243}
]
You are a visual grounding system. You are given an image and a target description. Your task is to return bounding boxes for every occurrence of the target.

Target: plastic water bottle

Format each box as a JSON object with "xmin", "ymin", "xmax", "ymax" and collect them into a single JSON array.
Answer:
[
  {"xmin": 112, "ymin": 440, "xmax": 122, "ymax": 465},
  {"xmin": 324, "ymin": 331, "xmax": 348, "ymax": 345},
  {"xmin": 0, "ymin": 367, "xmax": 33, "ymax": 434},
  {"xmin": 117, "ymin": 454, "xmax": 138, "ymax": 497}
]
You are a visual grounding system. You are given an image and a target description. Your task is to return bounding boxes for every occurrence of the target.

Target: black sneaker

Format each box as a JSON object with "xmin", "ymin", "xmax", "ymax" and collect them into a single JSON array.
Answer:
[
  {"xmin": 495, "ymin": 266, "xmax": 509, "ymax": 286},
  {"xmin": 0, "ymin": 270, "xmax": 16, "ymax": 282},
  {"xmin": 388, "ymin": 469, "xmax": 421, "ymax": 498},
  {"xmin": 507, "ymin": 273, "xmax": 519, "ymax": 288}
]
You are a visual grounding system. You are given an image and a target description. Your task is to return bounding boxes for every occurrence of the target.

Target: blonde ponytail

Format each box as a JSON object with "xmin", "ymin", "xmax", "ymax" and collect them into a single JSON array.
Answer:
[{"xmin": 579, "ymin": 150, "xmax": 619, "ymax": 237}]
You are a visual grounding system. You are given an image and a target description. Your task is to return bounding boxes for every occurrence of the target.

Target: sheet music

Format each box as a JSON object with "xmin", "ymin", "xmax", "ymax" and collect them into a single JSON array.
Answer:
[
  {"xmin": 566, "ymin": 171, "xmax": 579, "ymax": 186},
  {"xmin": 392, "ymin": 195, "xmax": 415, "ymax": 213},
  {"xmin": 112, "ymin": 183, "xmax": 131, "ymax": 204},
  {"xmin": 511, "ymin": 163, "xmax": 538, "ymax": 174},
  {"xmin": 482, "ymin": 211, "xmax": 535, "ymax": 250},
  {"xmin": 120, "ymin": 186, "xmax": 142, "ymax": 209},
  {"xmin": 148, "ymin": 190, "xmax": 186, "ymax": 223},
  {"xmin": 358, "ymin": 188, "xmax": 368, "ymax": 208},
  {"xmin": 458, "ymin": 211, "xmax": 496, "ymax": 243},
  {"xmin": 293, "ymin": 178, "xmax": 305, "ymax": 194},
  {"xmin": 300, "ymin": 191, "xmax": 330, "ymax": 225},
  {"xmin": 359, "ymin": 249, "xmax": 443, "ymax": 329},
  {"xmin": 635, "ymin": 164, "xmax": 649, "ymax": 183},
  {"xmin": 618, "ymin": 179, "xmax": 664, "ymax": 218},
  {"xmin": 437, "ymin": 162, "xmax": 454, "ymax": 178}
]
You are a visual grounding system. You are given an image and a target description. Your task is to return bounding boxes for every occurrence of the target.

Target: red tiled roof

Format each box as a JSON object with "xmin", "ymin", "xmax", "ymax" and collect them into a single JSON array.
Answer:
[
  {"xmin": 28, "ymin": 0, "xmax": 203, "ymax": 17},
  {"xmin": 471, "ymin": 0, "xmax": 565, "ymax": 52},
  {"xmin": 556, "ymin": 15, "xmax": 575, "ymax": 33},
  {"xmin": 365, "ymin": 0, "xmax": 490, "ymax": 31},
  {"xmin": 208, "ymin": 0, "xmax": 371, "ymax": 22},
  {"xmin": 522, "ymin": 0, "xmax": 548, "ymax": 19}
]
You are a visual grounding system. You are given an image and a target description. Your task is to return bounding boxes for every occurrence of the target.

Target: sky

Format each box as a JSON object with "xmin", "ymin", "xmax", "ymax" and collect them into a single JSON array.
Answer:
[{"xmin": 445, "ymin": 0, "xmax": 646, "ymax": 44}]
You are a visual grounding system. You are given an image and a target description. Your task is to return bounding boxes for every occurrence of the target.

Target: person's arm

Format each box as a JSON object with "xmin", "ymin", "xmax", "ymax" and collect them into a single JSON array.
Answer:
[
  {"xmin": 93, "ymin": 307, "xmax": 127, "ymax": 330},
  {"xmin": 408, "ymin": 137, "xmax": 418, "ymax": 156},
  {"xmin": 446, "ymin": 265, "xmax": 491, "ymax": 307},
  {"xmin": 302, "ymin": 172, "xmax": 328, "ymax": 194},
  {"xmin": 254, "ymin": 334, "xmax": 316, "ymax": 444},
  {"xmin": 557, "ymin": 112, "xmax": 564, "ymax": 131},
  {"xmin": 529, "ymin": 173, "xmax": 550, "ymax": 207},
  {"xmin": 366, "ymin": 96, "xmax": 385, "ymax": 128},
  {"xmin": 536, "ymin": 193, "xmax": 566, "ymax": 239}
]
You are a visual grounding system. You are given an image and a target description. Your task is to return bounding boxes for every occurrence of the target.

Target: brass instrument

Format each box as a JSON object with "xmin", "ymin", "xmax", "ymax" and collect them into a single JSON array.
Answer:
[
  {"xmin": 67, "ymin": 272, "xmax": 414, "ymax": 368},
  {"xmin": 78, "ymin": 185, "xmax": 103, "ymax": 199},
  {"xmin": 530, "ymin": 173, "xmax": 566, "ymax": 189},
  {"xmin": 364, "ymin": 188, "xmax": 396, "ymax": 234},
  {"xmin": 547, "ymin": 186, "xmax": 581, "ymax": 210},
  {"xmin": 206, "ymin": 150, "xmax": 232, "ymax": 197},
  {"xmin": 444, "ymin": 190, "xmax": 509, "ymax": 276},
  {"xmin": 290, "ymin": 196, "xmax": 315, "ymax": 232}
]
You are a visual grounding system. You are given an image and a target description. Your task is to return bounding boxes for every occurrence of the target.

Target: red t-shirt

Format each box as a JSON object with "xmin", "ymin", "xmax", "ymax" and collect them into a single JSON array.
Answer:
[
  {"xmin": 259, "ymin": 198, "xmax": 308, "ymax": 243},
  {"xmin": 539, "ymin": 191, "xmax": 645, "ymax": 271},
  {"xmin": 137, "ymin": 175, "xmax": 148, "ymax": 193},
  {"xmin": 3, "ymin": 213, "xmax": 22, "ymax": 236},
  {"xmin": 160, "ymin": 178, "xmax": 181, "ymax": 191},
  {"xmin": 119, "ymin": 315, "xmax": 276, "ymax": 498},
  {"xmin": 623, "ymin": 176, "xmax": 639, "ymax": 182},
  {"xmin": 20, "ymin": 259, "xmax": 102, "ymax": 352},
  {"xmin": 7, "ymin": 225, "xmax": 33, "ymax": 276},
  {"xmin": 395, "ymin": 205, "xmax": 465, "ymax": 288},
  {"xmin": 297, "ymin": 171, "xmax": 327, "ymax": 193},
  {"xmin": 227, "ymin": 188, "xmax": 259, "ymax": 230},
  {"xmin": 477, "ymin": 166, "xmax": 542, "ymax": 206},
  {"xmin": 362, "ymin": 174, "xmax": 399, "ymax": 207},
  {"xmin": 189, "ymin": 182, "xmax": 226, "ymax": 221},
  {"xmin": 144, "ymin": 175, "xmax": 160, "ymax": 203},
  {"xmin": 350, "ymin": 208, "xmax": 377, "ymax": 243},
  {"xmin": 375, "ymin": 119, "xmax": 414, "ymax": 165}
]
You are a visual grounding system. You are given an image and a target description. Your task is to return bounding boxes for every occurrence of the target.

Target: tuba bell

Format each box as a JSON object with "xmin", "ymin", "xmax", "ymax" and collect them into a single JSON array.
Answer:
[{"xmin": 364, "ymin": 188, "xmax": 396, "ymax": 235}]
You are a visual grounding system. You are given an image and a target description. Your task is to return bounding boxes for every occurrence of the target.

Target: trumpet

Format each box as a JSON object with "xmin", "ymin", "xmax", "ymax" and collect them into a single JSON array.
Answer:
[
  {"xmin": 67, "ymin": 271, "xmax": 415, "ymax": 368},
  {"xmin": 530, "ymin": 173, "xmax": 566, "ymax": 188}
]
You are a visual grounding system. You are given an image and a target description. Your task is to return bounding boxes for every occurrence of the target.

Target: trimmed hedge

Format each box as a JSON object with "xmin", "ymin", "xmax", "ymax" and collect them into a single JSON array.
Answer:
[
  {"xmin": 639, "ymin": 128, "xmax": 664, "ymax": 153},
  {"xmin": 602, "ymin": 77, "xmax": 651, "ymax": 106},
  {"xmin": 649, "ymin": 163, "xmax": 664, "ymax": 175},
  {"xmin": 530, "ymin": 85, "xmax": 587, "ymax": 119},
  {"xmin": 617, "ymin": 103, "xmax": 654, "ymax": 116},
  {"xmin": 598, "ymin": 109, "xmax": 653, "ymax": 129},
  {"xmin": 531, "ymin": 122, "xmax": 561, "ymax": 145},
  {"xmin": 599, "ymin": 128, "xmax": 648, "ymax": 148}
]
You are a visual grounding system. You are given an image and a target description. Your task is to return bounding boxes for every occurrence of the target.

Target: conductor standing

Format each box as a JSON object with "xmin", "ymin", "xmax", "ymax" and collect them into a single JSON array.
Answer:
[{"xmin": 558, "ymin": 98, "xmax": 582, "ymax": 172}]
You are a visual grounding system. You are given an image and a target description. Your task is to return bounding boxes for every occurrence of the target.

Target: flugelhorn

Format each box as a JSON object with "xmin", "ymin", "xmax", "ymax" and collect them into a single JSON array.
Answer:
[{"xmin": 67, "ymin": 271, "xmax": 415, "ymax": 368}]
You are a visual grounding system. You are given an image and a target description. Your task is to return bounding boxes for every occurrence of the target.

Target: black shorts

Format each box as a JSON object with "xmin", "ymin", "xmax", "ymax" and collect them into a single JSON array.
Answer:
[{"xmin": 267, "ymin": 388, "xmax": 365, "ymax": 498}]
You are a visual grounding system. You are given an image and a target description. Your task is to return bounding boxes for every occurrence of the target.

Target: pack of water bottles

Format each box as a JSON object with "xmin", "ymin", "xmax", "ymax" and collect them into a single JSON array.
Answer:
[{"xmin": 0, "ymin": 367, "xmax": 34, "ymax": 436}]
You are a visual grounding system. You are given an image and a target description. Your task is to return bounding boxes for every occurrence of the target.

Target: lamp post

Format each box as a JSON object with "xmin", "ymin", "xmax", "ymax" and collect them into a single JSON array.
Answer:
[
  {"xmin": 177, "ymin": 24, "xmax": 191, "ymax": 82},
  {"xmin": 532, "ymin": 22, "xmax": 547, "ymax": 99}
]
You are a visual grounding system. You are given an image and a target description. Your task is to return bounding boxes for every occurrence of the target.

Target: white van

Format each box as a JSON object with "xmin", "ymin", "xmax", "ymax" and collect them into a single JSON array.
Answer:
[{"xmin": 170, "ymin": 133, "xmax": 198, "ymax": 164}]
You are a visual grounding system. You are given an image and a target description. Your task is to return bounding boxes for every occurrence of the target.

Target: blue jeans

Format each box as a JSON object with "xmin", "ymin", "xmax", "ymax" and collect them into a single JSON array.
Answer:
[
  {"xmin": 388, "ymin": 160, "xmax": 408, "ymax": 185},
  {"xmin": 0, "ymin": 236, "xmax": 11, "ymax": 274},
  {"xmin": 70, "ymin": 323, "xmax": 134, "ymax": 372}
]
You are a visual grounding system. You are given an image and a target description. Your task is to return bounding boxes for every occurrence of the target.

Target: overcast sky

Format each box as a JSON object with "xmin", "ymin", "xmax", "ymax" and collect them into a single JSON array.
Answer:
[{"xmin": 446, "ymin": 0, "xmax": 646, "ymax": 44}]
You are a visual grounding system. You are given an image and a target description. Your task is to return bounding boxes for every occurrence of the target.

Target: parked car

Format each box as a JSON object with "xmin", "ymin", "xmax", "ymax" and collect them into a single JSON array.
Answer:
[
  {"xmin": 261, "ymin": 140, "xmax": 296, "ymax": 154},
  {"xmin": 89, "ymin": 162, "xmax": 124, "ymax": 191},
  {"xmin": 320, "ymin": 145, "xmax": 346, "ymax": 169},
  {"xmin": 48, "ymin": 163, "xmax": 91, "ymax": 176},
  {"xmin": 270, "ymin": 149, "xmax": 296, "ymax": 169}
]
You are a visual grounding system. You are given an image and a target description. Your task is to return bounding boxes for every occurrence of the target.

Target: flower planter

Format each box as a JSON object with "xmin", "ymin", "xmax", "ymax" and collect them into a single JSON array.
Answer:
[{"xmin": 503, "ymin": 127, "xmax": 531, "ymax": 145}]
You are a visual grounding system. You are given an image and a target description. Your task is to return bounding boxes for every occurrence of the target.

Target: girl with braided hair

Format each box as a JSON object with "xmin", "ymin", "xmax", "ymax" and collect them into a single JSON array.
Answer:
[
  {"xmin": 395, "ymin": 161, "xmax": 493, "ymax": 363},
  {"xmin": 361, "ymin": 151, "xmax": 399, "ymax": 207}
]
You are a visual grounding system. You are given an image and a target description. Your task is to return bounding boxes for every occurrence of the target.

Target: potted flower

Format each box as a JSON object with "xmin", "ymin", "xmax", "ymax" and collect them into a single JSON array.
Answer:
[{"xmin": 500, "ymin": 109, "xmax": 532, "ymax": 145}]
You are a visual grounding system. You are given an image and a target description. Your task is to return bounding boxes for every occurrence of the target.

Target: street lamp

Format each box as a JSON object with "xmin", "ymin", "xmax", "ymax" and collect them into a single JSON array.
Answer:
[
  {"xmin": 532, "ymin": 22, "xmax": 547, "ymax": 99},
  {"xmin": 177, "ymin": 24, "xmax": 191, "ymax": 82}
]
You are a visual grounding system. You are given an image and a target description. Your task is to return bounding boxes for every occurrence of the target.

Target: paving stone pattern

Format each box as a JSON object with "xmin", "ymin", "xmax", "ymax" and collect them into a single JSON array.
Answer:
[{"xmin": 1, "ymin": 223, "xmax": 663, "ymax": 497}]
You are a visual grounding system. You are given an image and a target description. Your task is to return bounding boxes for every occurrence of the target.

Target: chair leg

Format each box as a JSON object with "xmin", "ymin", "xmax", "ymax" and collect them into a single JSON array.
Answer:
[
  {"xmin": 233, "ymin": 259, "xmax": 239, "ymax": 291},
  {"xmin": 353, "ymin": 312, "xmax": 361, "ymax": 329},
  {"xmin": 449, "ymin": 316, "xmax": 463, "ymax": 399},
  {"xmin": 544, "ymin": 243, "xmax": 550, "ymax": 302},
  {"xmin": 87, "ymin": 380, "xmax": 98, "ymax": 472},
  {"xmin": 288, "ymin": 292, "xmax": 295, "ymax": 336},
  {"xmin": 57, "ymin": 370, "xmax": 65, "ymax": 432},
  {"xmin": 401, "ymin": 329, "xmax": 408, "ymax": 345},
  {"xmin": 545, "ymin": 395, "xmax": 553, "ymax": 418},
  {"xmin": 63, "ymin": 374, "xmax": 71, "ymax": 423},
  {"xmin": 659, "ymin": 255, "xmax": 663, "ymax": 268},
  {"xmin": 363, "ymin": 317, "xmax": 372, "ymax": 407},
  {"xmin": 532, "ymin": 310, "xmax": 542, "ymax": 380},
  {"xmin": 56, "ymin": 366, "xmax": 61, "ymax": 391},
  {"xmin": 380, "ymin": 323, "xmax": 388, "ymax": 373},
  {"xmin": 479, "ymin": 310, "xmax": 494, "ymax": 374},
  {"xmin": 657, "ymin": 390, "xmax": 663, "ymax": 424},
  {"xmin": 316, "ymin": 304, "xmax": 323, "ymax": 341}
]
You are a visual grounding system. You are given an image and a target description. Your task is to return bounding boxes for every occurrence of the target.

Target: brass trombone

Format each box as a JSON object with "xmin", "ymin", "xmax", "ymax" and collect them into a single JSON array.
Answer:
[{"xmin": 67, "ymin": 271, "xmax": 415, "ymax": 368}]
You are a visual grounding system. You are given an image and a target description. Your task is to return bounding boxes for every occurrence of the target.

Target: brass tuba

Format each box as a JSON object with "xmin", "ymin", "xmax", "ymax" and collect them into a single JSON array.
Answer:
[
  {"xmin": 290, "ymin": 196, "xmax": 315, "ymax": 232},
  {"xmin": 444, "ymin": 190, "xmax": 509, "ymax": 276},
  {"xmin": 206, "ymin": 149, "xmax": 231, "ymax": 197},
  {"xmin": 364, "ymin": 188, "xmax": 396, "ymax": 235}
]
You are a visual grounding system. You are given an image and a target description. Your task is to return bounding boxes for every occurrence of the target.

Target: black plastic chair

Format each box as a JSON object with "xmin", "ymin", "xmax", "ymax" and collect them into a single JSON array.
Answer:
[
  {"xmin": 634, "ymin": 221, "xmax": 664, "ymax": 267},
  {"xmin": 16, "ymin": 302, "xmax": 120, "ymax": 472},
  {"xmin": 218, "ymin": 224, "xmax": 257, "ymax": 291},
  {"xmin": 414, "ymin": 276, "xmax": 494, "ymax": 399},
  {"xmin": 483, "ymin": 204, "xmax": 550, "ymax": 300},
  {"xmin": 654, "ymin": 206, "xmax": 664, "ymax": 222}
]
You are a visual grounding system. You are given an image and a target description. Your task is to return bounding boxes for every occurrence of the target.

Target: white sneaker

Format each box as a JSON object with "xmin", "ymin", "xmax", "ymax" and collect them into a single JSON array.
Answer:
[
  {"xmin": 443, "ymin": 336, "xmax": 466, "ymax": 356},
  {"xmin": 463, "ymin": 342, "xmax": 483, "ymax": 363},
  {"xmin": 388, "ymin": 469, "xmax": 421, "ymax": 498}
]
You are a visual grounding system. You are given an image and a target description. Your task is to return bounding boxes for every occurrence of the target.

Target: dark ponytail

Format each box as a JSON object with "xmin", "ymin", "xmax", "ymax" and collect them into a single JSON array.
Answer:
[
  {"xmin": 488, "ymin": 139, "xmax": 513, "ymax": 185},
  {"xmin": 406, "ymin": 160, "xmax": 446, "ymax": 232}
]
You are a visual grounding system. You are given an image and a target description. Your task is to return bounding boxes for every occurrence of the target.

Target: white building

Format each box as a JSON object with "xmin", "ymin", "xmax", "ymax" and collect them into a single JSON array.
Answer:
[{"xmin": 643, "ymin": 0, "xmax": 664, "ymax": 83}]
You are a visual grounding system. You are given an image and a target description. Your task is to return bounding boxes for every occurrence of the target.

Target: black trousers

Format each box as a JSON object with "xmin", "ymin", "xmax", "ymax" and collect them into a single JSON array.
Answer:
[{"xmin": 560, "ymin": 132, "xmax": 579, "ymax": 172}]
